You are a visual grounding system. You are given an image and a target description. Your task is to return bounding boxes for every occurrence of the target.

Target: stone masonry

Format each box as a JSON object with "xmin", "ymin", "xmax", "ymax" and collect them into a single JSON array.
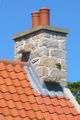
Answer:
[{"xmin": 15, "ymin": 30, "xmax": 67, "ymax": 83}]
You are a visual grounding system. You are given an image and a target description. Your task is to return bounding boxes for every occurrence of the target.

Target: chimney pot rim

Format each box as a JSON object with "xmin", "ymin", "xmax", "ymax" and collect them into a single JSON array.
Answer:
[
  {"xmin": 39, "ymin": 8, "xmax": 50, "ymax": 11},
  {"xmin": 32, "ymin": 11, "xmax": 40, "ymax": 15}
]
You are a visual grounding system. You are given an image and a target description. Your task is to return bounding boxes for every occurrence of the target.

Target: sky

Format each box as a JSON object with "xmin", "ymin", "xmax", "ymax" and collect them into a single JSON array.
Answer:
[{"xmin": 0, "ymin": 0, "xmax": 80, "ymax": 82}]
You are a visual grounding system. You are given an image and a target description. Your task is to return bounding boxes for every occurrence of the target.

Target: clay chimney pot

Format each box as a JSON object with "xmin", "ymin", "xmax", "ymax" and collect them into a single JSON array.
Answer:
[
  {"xmin": 39, "ymin": 8, "xmax": 50, "ymax": 26},
  {"xmin": 31, "ymin": 8, "xmax": 50, "ymax": 28},
  {"xmin": 32, "ymin": 11, "xmax": 40, "ymax": 28}
]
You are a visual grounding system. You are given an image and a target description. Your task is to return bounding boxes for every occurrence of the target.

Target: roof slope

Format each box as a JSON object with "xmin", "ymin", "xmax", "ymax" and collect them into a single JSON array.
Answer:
[{"xmin": 0, "ymin": 61, "xmax": 80, "ymax": 120}]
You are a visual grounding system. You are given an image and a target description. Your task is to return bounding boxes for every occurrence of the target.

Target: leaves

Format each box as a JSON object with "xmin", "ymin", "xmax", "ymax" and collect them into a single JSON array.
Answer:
[{"xmin": 68, "ymin": 82, "xmax": 80, "ymax": 104}]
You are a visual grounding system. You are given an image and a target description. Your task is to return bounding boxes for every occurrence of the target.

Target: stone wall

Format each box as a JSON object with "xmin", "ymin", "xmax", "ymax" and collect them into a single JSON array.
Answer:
[{"xmin": 15, "ymin": 31, "xmax": 67, "ymax": 83}]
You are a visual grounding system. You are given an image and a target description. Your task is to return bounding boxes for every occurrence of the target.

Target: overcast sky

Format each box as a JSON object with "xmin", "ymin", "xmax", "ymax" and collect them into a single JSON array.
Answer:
[{"xmin": 0, "ymin": 0, "xmax": 80, "ymax": 82}]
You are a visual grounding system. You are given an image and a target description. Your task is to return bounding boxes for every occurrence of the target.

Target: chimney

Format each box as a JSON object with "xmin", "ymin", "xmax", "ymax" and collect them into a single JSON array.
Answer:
[
  {"xmin": 39, "ymin": 8, "xmax": 50, "ymax": 26},
  {"xmin": 32, "ymin": 8, "xmax": 50, "ymax": 28},
  {"xmin": 32, "ymin": 11, "xmax": 40, "ymax": 28}
]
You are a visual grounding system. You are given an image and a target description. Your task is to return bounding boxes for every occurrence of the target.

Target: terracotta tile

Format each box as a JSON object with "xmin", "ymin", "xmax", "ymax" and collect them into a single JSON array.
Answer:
[
  {"xmin": 51, "ymin": 113, "xmax": 59, "ymax": 120},
  {"xmin": 24, "ymin": 87, "xmax": 33, "ymax": 96},
  {"xmin": 26, "ymin": 81, "xmax": 31, "ymax": 87},
  {"xmin": 5, "ymin": 116, "xmax": 14, "ymax": 120},
  {"xmin": 0, "ymin": 62, "xmax": 6, "ymax": 71},
  {"xmin": 16, "ymin": 87, "xmax": 24, "ymax": 95},
  {"xmin": 7, "ymin": 100, "xmax": 16, "ymax": 109},
  {"xmin": 28, "ymin": 95, "xmax": 36, "ymax": 104},
  {"xmin": 33, "ymin": 91, "xmax": 40, "ymax": 97},
  {"xmin": 20, "ymin": 94, "xmax": 27, "ymax": 103},
  {"xmin": 0, "ymin": 108, "xmax": 3, "ymax": 115},
  {"xmin": 0, "ymin": 107, "xmax": 2, "ymax": 114},
  {"xmin": 31, "ymin": 103, "xmax": 40, "ymax": 111},
  {"xmin": 42, "ymin": 112, "xmax": 52, "ymax": 120},
  {"xmin": 51, "ymin": 97, "xmax": 59, "ymax": 106},
  {"xmin": 4, "ymin": 78, "xmax": 13, "ymax": 86},
  {"xmin": 20, "ymin": 80, "xmax": 28, "ymax": 88},
  {"xmin": 0, "ymin": 114, "xmax": 5, "ymax": 120},
  {"xmin": 14, "ymin": 64, "xmax": 23, "ymax": 73},
  {"xmin": 0, "ymin": 77, "xmax": 5, "ymax": 85},
  {"xmin": 55, "ymin": 106, "xmax": 63, "ymax": 114},
  {"xmin": 75, "ymin": 116, "xmax": 78, "ymax": 120},
  {"xmin": 58, "ymin": 98, "xmax": 67, "ymax": 107},
  {"xmin": 23, "ymin": 117, "xmax": 30, "ymax": 120},
  {"xmin": 0, "ymin": 84, "xmax": 8, "ymax": 93},
  {"xmin": 66, "ymin": 100, "xmax": 74, "ymax": 108},
  {"xmin": 11, "ymin": 93, "xmax": 20, "ymax": 102},
  {"xmin": 66, "ymin": 114, "xmax": 75, "ymax": 120},
  {"xmin": 75, "ymin": 115, "xmax": 80, "ymax": 120},
  {"xmin": 78, "ymin": 113, "xmax": 80, "ymax": 115},
  {"xmin": 46, "ymin": 105, "xmax": 55, "ymax": 114},
  {"xmin": 57, "ymin": 96, "xmax": 65, "ymax": 99},
  {"xmin": 17, "ymin": 72, "xmax": 26, "ymax": 80},
  {"xmin": 36, "ymin": 96, "xmax": 43, "ymax": 105},
  {"xmin": 7, "ymin": 64, "xmax": 14, "ymax": 72},
  {"xmin": 0, "ymin": 92, "xmax": 3, "ymax": 99},
  {"xmin": 0, "ymin": 70, "xmax": 9, "ymax": 78},
  {"xmin": 9, "ymin": 71, "xmax": 17, "ymax": 79},
  {"xmin": 2, "ymin": 107, "xmax": 10, "ymax": 116},
  {"xmin": 78, "ymin": 115, "xmax": 80, "ymax": 119},
  {"xmin": 70, "ymin": 107, "xmax": 78, "ymax": 115},
  {"xmin": 11, "ymin": 61, "xmax": 21, "ymax": 66},
  {"xmin": 4, "ymin": 92, "xmax": 12, "ymax": 100},
  {"xmin": 62, "ymin": 106, "xmax": 71, "ymax": 115},
  {"xmin": 39, "ymin": 104, "xmax": 48, "ymax": 112},
  {"xmin": 23, "ymin": 102, "xmax": 32, "ymax": 110},
  {"xmin": 27, "ymin": 110, "xmax": 36, "ymax": 119},
  {"xmin": 12, "ymin": 79, "xmax": 20, "ymax": 87},
  {"xmin": 15, "ymin": 101, "xmax": 24, "ymax": 110},
  {"xmin": 58, "ymin": 114, "xmax": 67, "ymax": 120},
  {"xmin": 13, "ymin": 116, "xmax": 21, "ymax": 120},
  {"xmin": 10, "ymin": 108, "xmax": 19, "ymax": 117},
  {"xmin": 43, "ymin": 96, "xmax": 51, "ymax": 105},
  {"xmin": 19, "ymin": 109, "xmax": 28, "ymax": 118},
  {"xmin": 8, "ymin": 85, "xmax": 16, "ymax": 93},
  {"xmin": 35, "ymin": 111, "xmax": 44, "ymax": 119},
  {"xmin": 32, "ymin": 118, "xmax": 38, "ymax": 120},
  {"xmin": 0, "ymin": 99, "xmax": 7, "ymax": 107}
]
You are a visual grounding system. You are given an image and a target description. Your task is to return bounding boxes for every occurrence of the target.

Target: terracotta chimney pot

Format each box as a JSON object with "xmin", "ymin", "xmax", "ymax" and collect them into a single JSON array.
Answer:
[
  {"xmin": 32, "ymin": 11, "xmax": 40, "ymax": 28},
  {"xmin": 39, "ymin": 8, "xmax": 50, "ymax": 26}
]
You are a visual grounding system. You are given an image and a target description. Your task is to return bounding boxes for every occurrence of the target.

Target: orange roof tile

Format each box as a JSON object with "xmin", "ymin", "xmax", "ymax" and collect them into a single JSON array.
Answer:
[{"xmin": 0, "ymin": 61, "xmax": 80, "ymax": 120}]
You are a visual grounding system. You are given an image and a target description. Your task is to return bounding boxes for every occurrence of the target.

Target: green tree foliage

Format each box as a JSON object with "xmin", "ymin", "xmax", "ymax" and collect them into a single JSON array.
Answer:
[{"xmin": 68, "ymin": 82, "xmax": 80, "ymax": 104}]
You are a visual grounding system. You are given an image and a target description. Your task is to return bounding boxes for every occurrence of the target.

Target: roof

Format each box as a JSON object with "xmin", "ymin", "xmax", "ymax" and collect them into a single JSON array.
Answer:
[
  {"xmin": 0, "ymin": 61, "xmax": 80, "ymax": 120},
  {"xmin": 12, "ymin": 26, "xmax": 68, "ymax": 41}
]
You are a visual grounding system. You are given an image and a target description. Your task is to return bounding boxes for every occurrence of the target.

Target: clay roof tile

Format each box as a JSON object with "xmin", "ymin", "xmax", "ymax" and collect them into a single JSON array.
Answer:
[{"xmin": 0, "ymin": 61, "xmax": 79, "ymax": 120}]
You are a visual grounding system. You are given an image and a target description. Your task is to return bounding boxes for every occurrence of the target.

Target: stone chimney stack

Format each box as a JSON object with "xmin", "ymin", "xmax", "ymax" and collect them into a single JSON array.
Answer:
[
  {"xmin": 32, "ymin": 8, "xmax": 50, "ymax": 28},
  {"xmin": 13, "ymin": 8, "xmax": 68, "ymax": 84}
]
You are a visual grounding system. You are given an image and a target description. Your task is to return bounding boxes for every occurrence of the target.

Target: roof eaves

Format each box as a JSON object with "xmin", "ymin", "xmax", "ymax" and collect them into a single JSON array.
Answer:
[{"xmin": 12, "ymin": 26, "xmax": 69, "ymax": 41}]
